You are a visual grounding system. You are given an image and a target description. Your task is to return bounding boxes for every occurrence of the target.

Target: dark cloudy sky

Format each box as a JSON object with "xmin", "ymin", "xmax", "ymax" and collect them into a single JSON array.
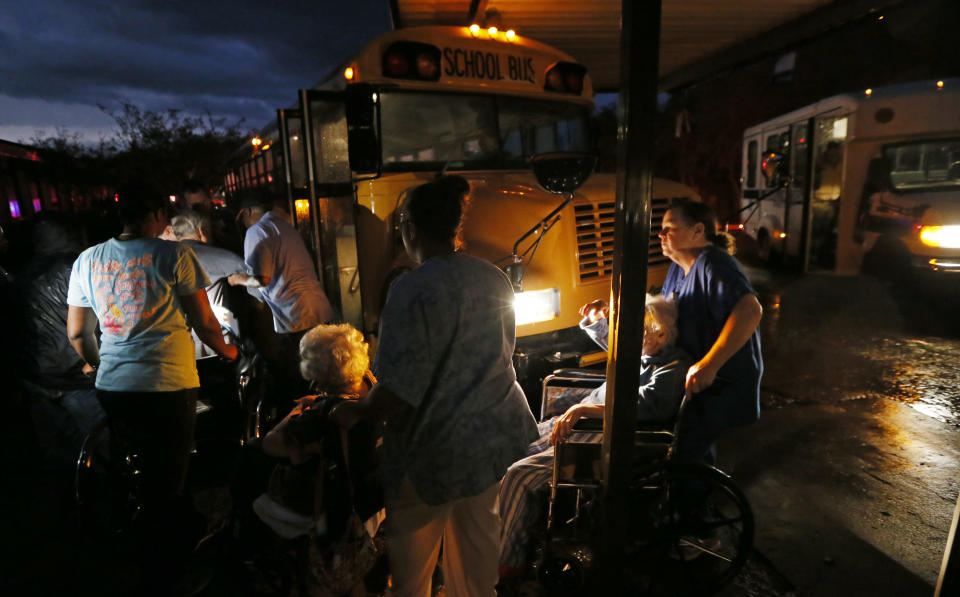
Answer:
[{"xmin": 0, "ymin": 0, "xmax": 393, "ymax": 143}]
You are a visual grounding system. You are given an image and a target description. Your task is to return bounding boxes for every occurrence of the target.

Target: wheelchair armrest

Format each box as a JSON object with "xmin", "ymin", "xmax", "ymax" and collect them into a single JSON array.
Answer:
[
  {"xmin": 572, "ymin": 417, "xmax": 603, "ymax": 432},
  {"xmin": 550, "ymin": 368, "xmax": 606, "ymax": 380},
  {"xmin": 570, "ymin": 417, "xmax": 676, "ymax": 434}
]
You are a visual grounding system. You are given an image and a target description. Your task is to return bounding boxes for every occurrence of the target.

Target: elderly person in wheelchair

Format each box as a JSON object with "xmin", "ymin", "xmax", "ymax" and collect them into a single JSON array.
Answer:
[
  {"xmin": 498, "ymin": 293, "xmax": 689, "ymax": 579},
  {"xmin": 255, "ymin": 323, "xmax": 381, "ymax": 595}
]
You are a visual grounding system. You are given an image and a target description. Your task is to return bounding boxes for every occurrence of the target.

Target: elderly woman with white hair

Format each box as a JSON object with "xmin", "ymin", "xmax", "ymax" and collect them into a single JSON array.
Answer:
[
  {"xmin": 255, "ymin": 323, "xmax": 380, "ymax": 594},
  {"xmin": 497, "ymin": 293, "xmax": 690, "ymax": 580}
]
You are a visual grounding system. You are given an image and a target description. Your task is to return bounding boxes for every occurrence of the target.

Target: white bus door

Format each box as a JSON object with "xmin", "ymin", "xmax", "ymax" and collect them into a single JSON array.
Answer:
[
  {"xmin": 759, "ymin": 127, "xmax": 790, "ymax": 260},
  {"xmin": 786, "ymin": 121, "xmax": 811, "ymax": 262},
  {"xmin": 295, "ymin": 89, "xmax": 364, "ymax": 330},
  {"xmin": 806, "ymin": 115, "xmax": 847, "ymax": 271}
]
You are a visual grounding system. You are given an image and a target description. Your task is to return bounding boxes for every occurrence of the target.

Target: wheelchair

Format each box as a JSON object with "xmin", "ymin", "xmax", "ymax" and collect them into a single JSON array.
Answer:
[{"xmin": 534, "ymin": 369, "xmax": 754, "ymax": 596}]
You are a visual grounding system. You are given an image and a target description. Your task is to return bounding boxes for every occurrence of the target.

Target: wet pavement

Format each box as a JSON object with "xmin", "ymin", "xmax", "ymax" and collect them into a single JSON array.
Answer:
[{"xmin": 717, "ymin": 264, "xmax": 960, "ymax": 596}]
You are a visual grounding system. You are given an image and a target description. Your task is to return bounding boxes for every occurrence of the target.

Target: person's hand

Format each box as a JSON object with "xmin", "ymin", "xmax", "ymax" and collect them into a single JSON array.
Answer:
[
  {"xmin": 685, "ymin": 359, "xmax": 720, "ymax": 398},
  {"xmin": 579, "ymin": 299, "xmax": 609, "ymax": 324},
  {"xmin": 551, "ymin": 405, "xmax": 584, "ymax": 446},
  {"xmin": 222, "ymin": 344, "xmax": 240, "ymax": 362},
  {"xmin": 82, "ymin": 363, "xmax": 97, "ymax": 376},
  {"xmin": 329, "ymin": 400, "xmax": 364, "ymax": 430}
]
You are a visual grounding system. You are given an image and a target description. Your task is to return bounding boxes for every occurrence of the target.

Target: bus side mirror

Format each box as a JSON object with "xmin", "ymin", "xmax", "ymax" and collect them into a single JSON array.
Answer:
[
  {"xmin": 345, "ymin": 83, "xmax": 381, "ymax": 175},
  {"xmin": 530, "ymin": 152, "xmax": 598, "ymax": 194},
  {"xmin": 760, "ymin": 151, "xmax": 788, "ymax": 187}
]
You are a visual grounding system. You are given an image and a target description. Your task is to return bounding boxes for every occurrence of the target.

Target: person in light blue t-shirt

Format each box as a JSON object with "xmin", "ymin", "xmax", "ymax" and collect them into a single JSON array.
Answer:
[{"xmin": 66, "ymin": 185, "xmax": 238, "ymax": 593}]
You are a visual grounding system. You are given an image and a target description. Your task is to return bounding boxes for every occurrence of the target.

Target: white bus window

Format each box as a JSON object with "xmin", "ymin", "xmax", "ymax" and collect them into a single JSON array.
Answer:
[
  {"xmin": 884, "ymin": 140, "xmax": 960, "ymax": 190},
  {"xmin": 746, "ymin": 140, "xmax": 758, "ymax": 188},
  {"xmin": 791, "ymin": 123, "xmax": 809, "ymax": 189}
]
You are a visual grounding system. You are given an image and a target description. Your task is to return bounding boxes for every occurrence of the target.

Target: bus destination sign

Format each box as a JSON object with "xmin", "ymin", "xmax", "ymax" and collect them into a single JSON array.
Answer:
[{"xmin": 442, "ymin": 47, "xmax": 536, "ymax": 84}]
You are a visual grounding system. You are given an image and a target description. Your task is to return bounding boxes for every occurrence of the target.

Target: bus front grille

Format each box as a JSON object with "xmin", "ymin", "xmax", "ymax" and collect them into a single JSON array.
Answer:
[{"xmin": 574, "ymin": 196, "xmax": 674, "ymax": 281}]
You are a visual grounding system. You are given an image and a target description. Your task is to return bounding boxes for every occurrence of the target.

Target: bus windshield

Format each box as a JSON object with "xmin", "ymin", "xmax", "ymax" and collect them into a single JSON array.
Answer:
[
  {"xmin": 884, "ymin": 139, "xmax": 960, "ymax": 191},
  {"xmin": 380, "ymin": 91, "xmax": 591, "ymax": 170}
]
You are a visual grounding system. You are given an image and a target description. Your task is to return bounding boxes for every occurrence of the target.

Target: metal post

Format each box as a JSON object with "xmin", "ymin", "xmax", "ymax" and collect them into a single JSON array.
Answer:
[
  {"xmin": 298, "ymin": 89, "xmax": 326, "ymax": 281},
  {"xmin": 597, "ymin": 0, "xmax": 662, "ymax": 591},
  {"xmin": 276, "ymin": 109, "xmax": 297, "ymax": 217}
]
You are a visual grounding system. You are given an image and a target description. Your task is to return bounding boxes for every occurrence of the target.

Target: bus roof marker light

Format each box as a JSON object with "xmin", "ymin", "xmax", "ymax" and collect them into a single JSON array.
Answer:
[
  {"xmin": 937, "ymin": 80, "xmax": 945, "ymax": 90},
  {"xmin": 488, "ymin": 26, "xmax": 498, "ymax": 38},
  {"xmin": 505, "ymin": 29, "xmax": 516, "ymax": 41},
  {"xmin": 344, "ymin": 66, "xmax": 355, "ymax": 80},
  {"xmin": 865, "ymin": 88, "xmax": 873, "ymax": 96},
  {"xmin": 251, "ymin": 136, "xmax": 262, "ymax": 147},
  {"xmin": 469, "ymin": 24, "xmax": 480, "ymax": 37}
]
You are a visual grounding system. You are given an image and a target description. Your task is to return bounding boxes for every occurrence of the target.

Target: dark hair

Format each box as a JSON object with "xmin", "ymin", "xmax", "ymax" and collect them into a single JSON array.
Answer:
[
  {"xmin": 406, "ymin": 176, "xmax": 470, "ymax": 244},
  {"xmin": 116, "ymin": 183, "xmax": 167, "ymax": 226},
  {"xmin": 667, "ymin": 198, "xmax": 731, "ymax": 252}
]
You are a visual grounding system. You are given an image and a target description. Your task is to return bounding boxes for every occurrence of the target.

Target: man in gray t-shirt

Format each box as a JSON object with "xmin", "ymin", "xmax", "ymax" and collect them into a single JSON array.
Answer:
[{"xmin": 170, "ymin": 210, "xmax": 257, "ymax": 358}]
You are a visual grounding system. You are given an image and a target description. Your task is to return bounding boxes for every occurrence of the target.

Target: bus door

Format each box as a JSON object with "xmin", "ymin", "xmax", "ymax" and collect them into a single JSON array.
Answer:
[
  {"xmin": 741, "ymin": 134, "xmax": 762, "ymax": 233},
  {"xmin": 785, "ymin": 121, "xmax": 811, "ymax": 262},
  {"xmin": 806, "ymin": 114, "xmax": 848, "ymax": 271},
  {"xmin": 277, "ymin": 108, "xmax": 310, "ymax": 235},
  {"xmin": 295, "ymin": 89, "xmax": 364, "ymax": 330},
  {"xmin": 761, "ymin": 127, "xmax": 790, "ymax": 259}
]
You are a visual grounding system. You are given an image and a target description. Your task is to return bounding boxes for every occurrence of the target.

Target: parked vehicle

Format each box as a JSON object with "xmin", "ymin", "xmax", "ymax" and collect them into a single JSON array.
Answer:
[{"xmin": 739, "ymin": 79, "xmax": 960, "ymax": 276}]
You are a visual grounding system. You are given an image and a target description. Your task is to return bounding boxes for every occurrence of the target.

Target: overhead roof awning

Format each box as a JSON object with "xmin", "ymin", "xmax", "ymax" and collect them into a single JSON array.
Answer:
[{"xmin": 389, "ymin": 0, "xmax": 903, "ymax": 91}]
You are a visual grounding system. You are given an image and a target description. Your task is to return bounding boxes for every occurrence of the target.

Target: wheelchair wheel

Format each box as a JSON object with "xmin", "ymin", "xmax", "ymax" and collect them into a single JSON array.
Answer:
[
  {"xmin": 625, "ymin": 461, "xmax": 754, "ymax": 595},
  {"xmin": 75, "ymin": 419, "xmax": 144, "ymax": 534}
]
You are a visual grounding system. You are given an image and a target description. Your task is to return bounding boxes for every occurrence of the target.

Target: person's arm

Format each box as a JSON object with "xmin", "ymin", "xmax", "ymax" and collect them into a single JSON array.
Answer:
[
  {"xmin": 578, "ymin": 299, "xmax": 609, "ymax": 351},
  {"xmin": 330, "ymin": 382, "xmax": 412, "ymax": 429},
  {"xmin": 551, "ymin": 402, "xmax": 604, "ymax": 445},
  {"xmin": 244, "ymin": 230, "xmax": 275, "ymax": 287},
  {"xmin": 227, "ymin": 273, "xmax": 263, "ymax": 288},
  {"xmin": 685, "ymin": 293, "xmax": 762, "ymax": 397},
  {"xmin": 67, "ymin": 305, "xmax": 100, "ymax": 370},
  {"xmin": 181, "ymin": 290, "xmax": 239, "ymax": 361}
]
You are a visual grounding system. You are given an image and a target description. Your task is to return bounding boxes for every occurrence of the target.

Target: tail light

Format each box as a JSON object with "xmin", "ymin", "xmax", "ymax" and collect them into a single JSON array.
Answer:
[
  {"xmin": 726, "ymin": 223, "xmax": 744, "ymax": 232},
  {"xmin": 544, "ymin": 62, "xmax": 587, "ymax": 94},
  {"xmin": 382, "ymin": 42, "xmax": 441, "ymax": 81}
]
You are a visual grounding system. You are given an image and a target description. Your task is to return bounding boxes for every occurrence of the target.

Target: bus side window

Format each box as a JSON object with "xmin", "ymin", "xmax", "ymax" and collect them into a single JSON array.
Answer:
[
  {"xmin": 790, "ymin": 123, "xmax": 809, "ymax": 188},
  {"xmin": 499, "ymin": 128, "xmax": 518, "ymax": 152},
  {"xmin": 746, "ymin": 140, "xmax": 758, "ymax": 188}
]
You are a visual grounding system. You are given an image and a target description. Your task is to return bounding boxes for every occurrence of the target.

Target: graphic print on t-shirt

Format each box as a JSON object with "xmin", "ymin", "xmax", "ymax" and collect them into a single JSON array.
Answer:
[{"xmin": 91, "ymin": 253, "xmax": 157, "ymax": 336}]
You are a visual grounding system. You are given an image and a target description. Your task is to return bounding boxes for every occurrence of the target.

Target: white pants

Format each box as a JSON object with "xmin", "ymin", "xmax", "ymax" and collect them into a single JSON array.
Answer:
[{"xmin": 386, "ymin": 478, "xmax": 500, "ymax": 597}]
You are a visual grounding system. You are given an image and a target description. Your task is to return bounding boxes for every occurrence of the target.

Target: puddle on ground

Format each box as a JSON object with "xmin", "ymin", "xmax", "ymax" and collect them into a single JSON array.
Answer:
[{"xmin": 754, "ymin": 276, "xmax": 960, "ymax": 426}]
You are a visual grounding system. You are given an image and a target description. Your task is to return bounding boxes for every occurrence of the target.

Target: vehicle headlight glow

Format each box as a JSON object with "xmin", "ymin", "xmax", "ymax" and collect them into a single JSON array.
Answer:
[
  {"xmin": 919, "ymin": 225, "xmax": 960, "ymax": 248},
  {"xmin": 514, "ymin": 288, "xmax": 560, "ymax": 326}
]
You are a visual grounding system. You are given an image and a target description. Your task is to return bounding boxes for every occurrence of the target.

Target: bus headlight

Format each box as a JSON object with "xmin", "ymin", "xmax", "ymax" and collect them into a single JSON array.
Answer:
[
  {"xmin": 919, "ymin": 225, "xmax": 960, "ymax": 248},
  {"xmin": 514, "ymin": 288, "xmax": 560, "ymax": 326}
]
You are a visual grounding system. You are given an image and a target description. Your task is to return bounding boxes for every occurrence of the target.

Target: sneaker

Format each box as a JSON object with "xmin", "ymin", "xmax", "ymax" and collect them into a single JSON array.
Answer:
[{"xmin": 667, "ymin": 535, "xmax": 723, "ymax": 561}]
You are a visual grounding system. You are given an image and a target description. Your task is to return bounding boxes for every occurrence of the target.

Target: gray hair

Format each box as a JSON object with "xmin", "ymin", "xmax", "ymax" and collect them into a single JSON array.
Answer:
[
  {"xmin": 170, "ymin": 210, "xmax": 211, "ymax": 241},
  {"xmin": 299, "ymin": 323, "xmax": 370, "ymax": 395},
  {"xmin": 644, "ymin": 293, "xmax": 679, "ymax": 347}
]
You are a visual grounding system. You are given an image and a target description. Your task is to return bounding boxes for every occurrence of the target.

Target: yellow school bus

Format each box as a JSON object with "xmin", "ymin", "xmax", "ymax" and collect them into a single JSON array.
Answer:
[{"xmin": 225, "ymin": 25, "xmax": 696, "ymax": 397}]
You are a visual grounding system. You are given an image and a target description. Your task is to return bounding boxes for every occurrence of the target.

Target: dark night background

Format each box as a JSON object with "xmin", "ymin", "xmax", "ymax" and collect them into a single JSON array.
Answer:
[{"xmin": 0, "ymin": 0, "xmax": 392, "ymax": 143}]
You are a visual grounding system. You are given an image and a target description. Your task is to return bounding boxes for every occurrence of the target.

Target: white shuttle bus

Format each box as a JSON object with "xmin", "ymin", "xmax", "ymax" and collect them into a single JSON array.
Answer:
[{"xmin": 739, "ymin": 80, "xmax": 960, "ymax": 276}]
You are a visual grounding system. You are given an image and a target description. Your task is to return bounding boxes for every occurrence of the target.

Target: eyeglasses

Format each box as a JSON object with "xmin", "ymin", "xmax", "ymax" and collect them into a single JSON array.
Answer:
[{"xmin": 397, "ymin": 212, "xmax": 411, "ymax": 225}]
